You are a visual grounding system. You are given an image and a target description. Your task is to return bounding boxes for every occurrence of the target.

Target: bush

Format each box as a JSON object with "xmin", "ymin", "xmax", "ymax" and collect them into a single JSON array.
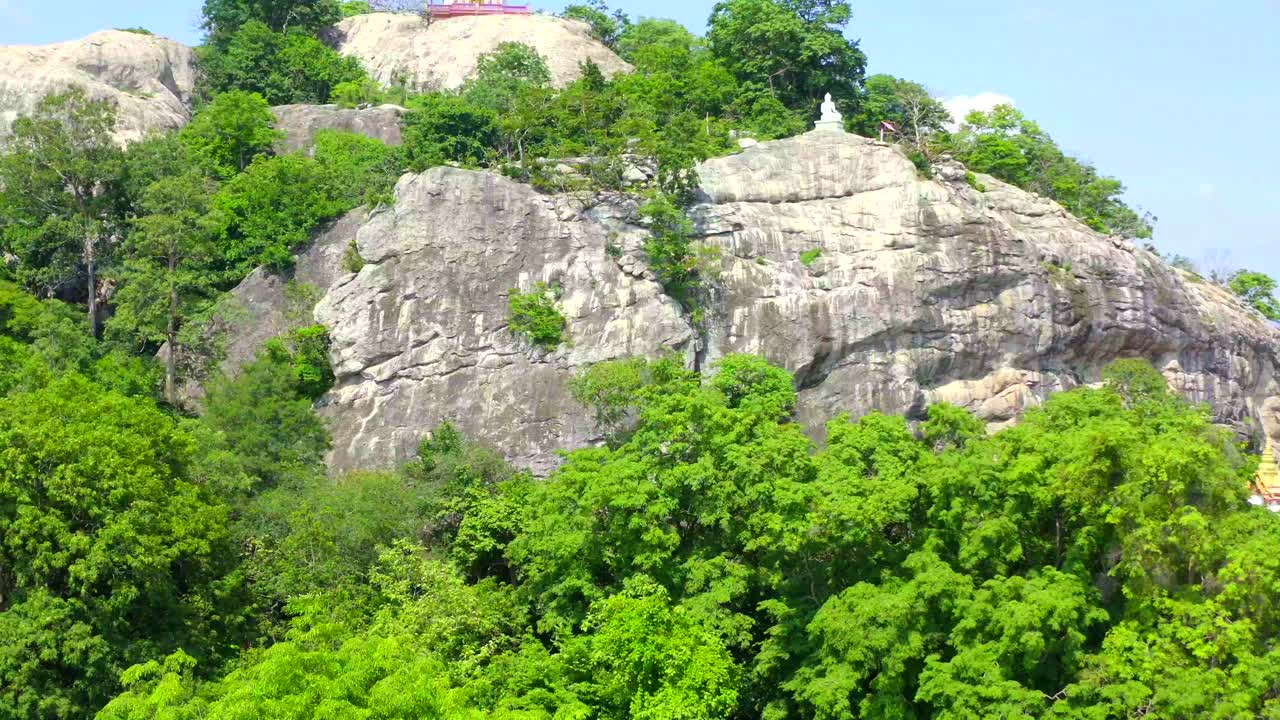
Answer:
[
  {"xmin": 401, "ymin": 94, "xmax": 499, "ymax": 170},
  {"xmin": 800, "ymin": 248, "xmax": 822, "ymax": 266},
  {"xmin": 506, "ymin": 282, "xmax": 567, "ymax": 350},
  {"xmin": 211, "ymin": 154, "xmax": 348, "ymax": 273},
  {"xmin": 312, "ymin": 129, "xmax": 402, "ymax": 207},
  {"xmin": 343, "ymin": 238, "xmax": 367, "ymax": 273},
  {"xmin": 332, "ymin": 76, "xmax": 387, "ymax": 108}
]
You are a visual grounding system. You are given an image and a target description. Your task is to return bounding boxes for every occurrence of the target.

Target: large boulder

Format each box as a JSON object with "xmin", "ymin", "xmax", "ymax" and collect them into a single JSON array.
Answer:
[
  {"xmin": 272, "ymin": 103, "xmax": 407, "ymax": 154},
  {"xmin": 327, "ymin": 12, "xmax": 632, "ymax": 92},
  {"xmin": 0, "ymin": 30, "xmax": 197, "ymax": 144},
  {"xmin": 692, "ymin": 133, "xmax": 1279, "ymax": 444}
]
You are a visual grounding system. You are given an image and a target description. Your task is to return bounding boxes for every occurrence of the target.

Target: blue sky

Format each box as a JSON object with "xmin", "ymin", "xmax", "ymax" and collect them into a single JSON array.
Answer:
[{"xmin": 2, "ymin": 0, "xmax": 1276, "ymax": 279}]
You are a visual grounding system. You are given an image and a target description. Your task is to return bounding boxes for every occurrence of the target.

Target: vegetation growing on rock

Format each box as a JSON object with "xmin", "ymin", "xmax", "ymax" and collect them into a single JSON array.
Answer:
[{"xmin": 507, "ymin": 282, "xmax": 568, "ymax": 350}]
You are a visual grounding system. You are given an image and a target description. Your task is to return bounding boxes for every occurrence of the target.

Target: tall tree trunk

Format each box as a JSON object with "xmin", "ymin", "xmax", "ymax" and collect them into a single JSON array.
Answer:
[
  {"xmin": 85, "ymin": 232, "xmax": 98, "ymax": 337},
  {"xmin": 165, "ymin": 255, "xmax": 179, "ymax": 406}
]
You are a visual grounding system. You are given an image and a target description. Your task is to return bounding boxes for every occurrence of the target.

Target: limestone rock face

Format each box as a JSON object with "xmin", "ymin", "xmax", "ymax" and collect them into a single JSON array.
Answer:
[
  {"xmin": 213, "ymin": 131, "xmax": 1278, "ymax": 474},
  {"xmin": 0, "ymin": 30, "xmax": 197, "ymax": 144},
  {"xmin": 272, "ymin": 103, "xmax": 407, "ymax": 154},
  {"xmin": 315, "ymin": 168, "xmax": 692, "ymax": 474},
  {"xmin": 693, "ymin": 132, "xmax": 1280, "ymax": 442},
  {"xmin": 327, "ymin": 13, "xmax": 632, "ymax": 92}
]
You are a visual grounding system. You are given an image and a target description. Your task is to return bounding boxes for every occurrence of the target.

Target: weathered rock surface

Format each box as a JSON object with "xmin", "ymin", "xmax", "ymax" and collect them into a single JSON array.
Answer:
[
  {"xmin": 272, "ymin": 103, "xmax": 407, "ymax": 153},
  {"xmin": 328, "ymin": 13, "xmax": 631, "ymax": 92},
  {"xmin": 0, "ymin": 30, "xmax": 197, "ymax": 144},
  {"xmin": 317, "ymin": 166, "xmax": 701, "ymax": 471},
  {"xmin": 208, "ymin": 130, "xmax": 1278, "ymax": 474},
  {"xmin": 316, "ymin": 168, "xmax": 691, "ymax": 473},
  {"xmin": 692, "ymin": 133, "xmax": 1279, "ymax": 447}
]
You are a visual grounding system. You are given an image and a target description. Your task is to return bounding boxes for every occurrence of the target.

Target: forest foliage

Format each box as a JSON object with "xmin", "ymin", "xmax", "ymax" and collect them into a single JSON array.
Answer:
[{"xmin": 1, "ymin": 1, "xmax": 1279, "ymax": 719}]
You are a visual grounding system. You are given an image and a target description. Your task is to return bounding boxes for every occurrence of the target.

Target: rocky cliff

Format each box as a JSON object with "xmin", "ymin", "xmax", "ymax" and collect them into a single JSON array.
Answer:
[
  {"xmin": 210, "ymin": 130, "xmax": 1280, "ymax": 474},
  {"xmin": 0, "ymin": 30, "xmax": 197, "ymax": 144},
  {"xmin": 328, "ymin": 12, "xmax": 632, "ymax": 92}
]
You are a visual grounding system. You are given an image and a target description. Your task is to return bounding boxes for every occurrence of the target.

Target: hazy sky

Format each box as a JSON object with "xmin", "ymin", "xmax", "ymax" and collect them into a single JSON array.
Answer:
[{"xmin": 2, "ymin": 0, "xmax": 1276, "ymax": 279}]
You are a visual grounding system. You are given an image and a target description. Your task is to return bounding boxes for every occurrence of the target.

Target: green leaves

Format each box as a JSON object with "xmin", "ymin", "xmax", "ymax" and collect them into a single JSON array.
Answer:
[
  {"xmin": 401, "ymin": 94, "xmax": 500, "ymax": 171},
  {"xmin": 198, "ymin": 21, "xmax": 369, "ymax": 105},
  {"xmin": 0, "ymin": 376, "xmax": 244, "ymax": 716},
  {"xmin": 1227, "ymin": 270, "xmax": 1280, "ymax": 320},
  {"xmin": 211, "ymin": 153, "xmax": 348, "ymax": 273},
  {"xmin": 180, "ymin": 91, "xmax": 282, "ymax": 179},
  {"xmin": 506, "ymin": 282, "xmax": 568, "ymax": 351},
  {"xmin": 707, "ymin": 0, "xmax": 866, "ymax": 111},
  {"xmin": 945, "ymin": 105, "xmax": 1155, "ymax": 239}
]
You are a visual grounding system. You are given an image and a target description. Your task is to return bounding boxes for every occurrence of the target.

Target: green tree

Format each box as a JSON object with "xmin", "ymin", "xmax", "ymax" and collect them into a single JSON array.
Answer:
[
  {"xmin": 401, "ymin": 94, "xmax": 499, "ymax": 170},
  {"xmin": 461, "ymin": 42, "xmax": 553, "ymax": 116},
  {"xmin": 947, "ymin": 104, "xmax": 1154, "ymax": 238},
  {"xmin": 211, "ymin": 153, "xmax": 347, "ymax": 272},
  {"xmin": 110, "ymin": 172, "xmax": 220, "ymax": 405},
  {"xmin": 312, "ymin": 129, "xmax": 403, "ymax": 207},
  {"xmin": 561, "ymin": 0, "xmax": 630, "ymax": 49},
  {"xmin": 179, "ymin": 90, "xmax": 282, "ymax": 178},
  {"xmin": 707, "ymin": 0, "xmax": 866, "ymax": 111},
  {"xmin": 201, "ymin": 0, "xmax": 342, "ymax": 46},
  {"xmin": 201, "ymin": 338, "xmax": 332, "ymax": 489},
  {"xmin": 1227, "ymin": 270, "xmax": 1280, "ymax": 320},
  {"xmin": 199, "ymin": 21, "xmax": 368, "ymax": 104},
  {"xmin": 0, "ymin": 89, "xmax": 122, "ymax": 336},
  {"xmin": 583, "ymin": 579, "xmax": 739, "ymax": 720},
  {"xmin": 849, "ymin": 74, "xmax": 951, "ymax": 153},
  {"xmin": 0, "ymin": 376, "xmax": 246, "ymax": 718}
]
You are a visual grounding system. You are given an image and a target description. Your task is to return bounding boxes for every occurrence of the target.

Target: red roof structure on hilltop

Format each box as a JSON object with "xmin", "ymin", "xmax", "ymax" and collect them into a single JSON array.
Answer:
[{"xmin": 427, "ymin": 0, "xmax": 531, "ymax": 17}]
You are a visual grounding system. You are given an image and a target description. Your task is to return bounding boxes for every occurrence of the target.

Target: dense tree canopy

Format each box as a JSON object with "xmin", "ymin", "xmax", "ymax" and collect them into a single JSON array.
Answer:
[
  {"xmin": 946, "ymin": 104, "xmax": 1155, "ymax": 238},
  {"xmin": 707, "ymin": 0, "xmax": 867, "ymax": 112}
]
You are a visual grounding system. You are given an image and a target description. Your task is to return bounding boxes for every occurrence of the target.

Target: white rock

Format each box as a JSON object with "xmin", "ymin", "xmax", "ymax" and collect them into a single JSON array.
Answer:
[
  {"xmin": 0, "ymin": 30, "xmax": 197, "ymax": 145},
  {"xmin": 327, "ymin": 13, "xmax": 632, "ymax": 92}
]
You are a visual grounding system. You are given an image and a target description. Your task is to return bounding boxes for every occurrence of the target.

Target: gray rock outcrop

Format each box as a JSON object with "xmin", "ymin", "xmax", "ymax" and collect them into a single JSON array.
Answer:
[
  {"xmin": 272, "ymin": 103, "xmax": 407, "ymax": 154},
  {"xmin": 328, "ymin": 13, "xmax": 632, "ymax": 92},
  {"xmin": 316, "ymin": 169, "xmax": 692, "ymax": 474},
  {"xmin": 207, "ymin": 130, "xmax": 1279, "ymax": 474},
  {"xmin": 0, "ymin": 30, "xmax": 197, "ymax": 144},
  {"xmin": 692, "ymin": 133, "xmax": 1279, "ymax": 445}
]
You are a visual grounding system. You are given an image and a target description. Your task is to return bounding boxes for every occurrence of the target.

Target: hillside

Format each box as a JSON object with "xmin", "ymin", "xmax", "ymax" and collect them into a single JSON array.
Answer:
[
  {"xmin": 3, "ymin": 0, "xmax": 1280, "ymax": 718},
  {"xmin": 191, "ymin": 129, "xmax": 1278, "ymax": 474}
]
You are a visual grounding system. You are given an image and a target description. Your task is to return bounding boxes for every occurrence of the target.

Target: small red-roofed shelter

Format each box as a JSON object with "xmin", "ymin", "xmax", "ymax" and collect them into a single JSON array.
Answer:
[{"xmin": 427, "ymin": 0, "xmax": 531, "ymax": 18}]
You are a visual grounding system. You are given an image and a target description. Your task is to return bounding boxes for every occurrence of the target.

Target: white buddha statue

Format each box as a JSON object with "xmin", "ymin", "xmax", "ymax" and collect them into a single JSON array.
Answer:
[
  {"xmin": 820, "ymin": 93, "xmax": 842, "ymax": 122},
  {"xmin": 815, "ymin": 92, "xmax": 844, "ymax": 132}
]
